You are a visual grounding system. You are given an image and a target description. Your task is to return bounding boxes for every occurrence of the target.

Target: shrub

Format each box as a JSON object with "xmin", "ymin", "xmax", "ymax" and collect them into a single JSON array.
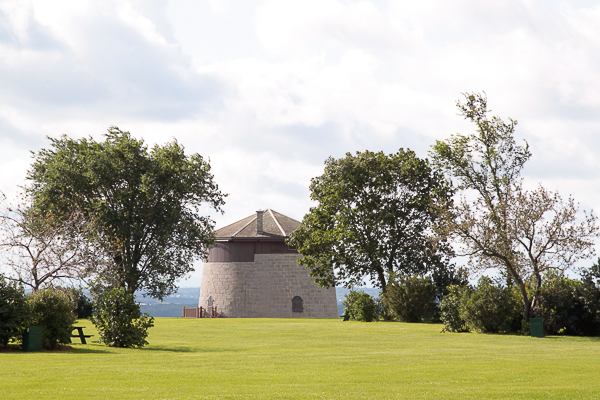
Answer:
[
  {"xmin": 342, "ymin": 290, "xmax": 378, "ymax": 322},
  {"xmin": 384, "ymin": 275, "xmax": 436, "ymax": 322},
  {"xmin": 0, "ymin": 276, "xmax": 29, "ymax": 348},
  {"xmin": 462, "ymin": 277, "xmax": 522, "ymax": 333},
  {"xmin": 27, "ymin": 288, "xmax": 77, "ymax": 349},
  {"xmin": 537, "ymin": 272, "xmax": 600, "ymax": 336},
  {"xmin": 439, "ymin": 285, "xmax": 470, "ymax": 332},
  {"xmin": 91, "ymin": 288, "xmax": 154, "ymax": 347}
]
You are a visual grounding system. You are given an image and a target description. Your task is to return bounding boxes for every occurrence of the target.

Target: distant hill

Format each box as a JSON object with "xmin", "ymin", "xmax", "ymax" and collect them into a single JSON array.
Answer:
[
  {"xmin": 136, "ymin": 286, "xmax": 381, "ymax": 318},
  {"xmin": 136, "ymin": 287, "xmax": 200, "ymax": 318}
]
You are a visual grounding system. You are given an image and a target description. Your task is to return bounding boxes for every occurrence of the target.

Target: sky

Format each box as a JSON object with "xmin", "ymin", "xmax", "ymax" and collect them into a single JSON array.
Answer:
[{"xmin": 1, "ymin": 0, "xmax": 600, "ymax": 287}]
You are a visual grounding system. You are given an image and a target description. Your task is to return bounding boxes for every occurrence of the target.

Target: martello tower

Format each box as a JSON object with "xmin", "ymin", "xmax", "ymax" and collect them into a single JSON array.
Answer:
[{"xmin": 199, "ymin": 209, "xmax": 338, "ymax": 318}]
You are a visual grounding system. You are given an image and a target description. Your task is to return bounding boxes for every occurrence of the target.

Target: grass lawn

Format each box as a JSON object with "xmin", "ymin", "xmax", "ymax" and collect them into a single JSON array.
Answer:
[{"xmin": 2, "ymin": 318, "xmax": 599, "ymax": 399}]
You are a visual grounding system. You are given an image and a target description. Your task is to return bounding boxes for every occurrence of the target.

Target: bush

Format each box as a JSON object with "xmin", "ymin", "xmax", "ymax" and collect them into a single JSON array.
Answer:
[
  {"xmin": 462, "ymin": 277, "xmax": 522, "ymax": 333},
  {"xmin": 0, "ymin": 276, "xmax": 29, "ymax": 348},
  {"xmin": 439, "ymin": 285, "xmax": 470, "ymax": 332},
  {"xmin": 440, "ymin": 277, "xmax": 522, "ymax": 334},
  {"xmin": 384, "ymin": 275, "xmax": 436, "ymax": 322},
  {"xmin": 91, "ymin": 288, "xmax": 154, "ymax": 347},
  {"xmin": 342, "ymin": 290, "xmax": 379, "ymax": 322},
  {"xmin": 27, "ymin": 288, "xmax": 77, "ymax": 349},
  {"xmin": 537, "ymin": 272, "xmax": 600, "ymax": 336}
]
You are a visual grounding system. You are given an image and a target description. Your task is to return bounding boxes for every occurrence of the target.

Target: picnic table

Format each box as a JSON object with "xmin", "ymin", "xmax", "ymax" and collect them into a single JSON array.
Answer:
[{"xmin": 70, "ymin": 326, "xmax": 93, "ymax": 344}]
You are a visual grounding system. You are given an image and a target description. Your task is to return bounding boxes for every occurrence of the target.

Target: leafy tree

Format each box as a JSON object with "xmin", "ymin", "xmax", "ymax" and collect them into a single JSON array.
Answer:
[
  {"xmin": 0, "ymin": 275, "xmax": 29, "ymax": 348},
  {"xmin": 27, "ymin": 287, "xmax": 77, "ymax": 349},
  {"xmin": 0, "ymin": 194, "xmax": 104, "ymax": 291},
  {"xmin": 288, "ymin": 149, "xmax": 453, "ymax": 291},
  {"xmin": 430, "ymin": 92, "xmax": 599, "ymax": 321},
  {"xmin": 27, "ymin": 127, "xmax": 226, "ymax": 300},
  {"xmin": 91, "ymin": 288, "xmax": 154, "ymax": 348},
  {"xmin": 342, "ymin": 290, "xmax": 379, "ymax": 322}
]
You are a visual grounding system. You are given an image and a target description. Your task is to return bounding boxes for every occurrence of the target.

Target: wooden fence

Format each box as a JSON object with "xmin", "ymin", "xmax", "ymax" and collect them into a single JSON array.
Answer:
[{"xmin": 182, "ymin": 306, "xmax": 223, "ymax": 318}]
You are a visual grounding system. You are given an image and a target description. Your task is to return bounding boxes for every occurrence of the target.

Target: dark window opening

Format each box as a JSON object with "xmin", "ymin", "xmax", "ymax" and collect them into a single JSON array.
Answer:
[{"xmin": 292, "ymin": 296, "xmax": 304, "ymax": 313}]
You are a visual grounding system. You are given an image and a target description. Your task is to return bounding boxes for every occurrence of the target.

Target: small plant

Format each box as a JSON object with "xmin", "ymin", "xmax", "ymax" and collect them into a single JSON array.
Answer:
[
  {"xmin": 384, "ymin": 274, "xmax": 437, "ymax": 323},
  {"xmin": 0, "ymin": 276, "xmax": 29, "ymax": 348},
  {"xmin": 342, "ymin": 290, "xmax": 378, "ymax": 322},
  {"xmin": 27, "ymin": 287, "xmax": 77, "ymax": 349},
  {"xmin": 91, "ymin": 288, "xmax": 154, "ymax": 347}
]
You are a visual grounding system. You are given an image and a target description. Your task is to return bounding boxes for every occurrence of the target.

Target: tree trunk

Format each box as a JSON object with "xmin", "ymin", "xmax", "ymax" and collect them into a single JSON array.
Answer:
[
  {"xmin": 515, "ymin": 277, "xmax": 532, "ymax": 322},
  {"xmin": 376, "ymin": 267, "xmax": 387, "ymax": 293}
]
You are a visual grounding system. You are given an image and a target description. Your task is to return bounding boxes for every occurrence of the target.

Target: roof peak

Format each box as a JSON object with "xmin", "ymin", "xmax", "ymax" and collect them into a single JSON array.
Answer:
[{"xmin": 214, "ymin": 208, "xmax": 301, "ymax": 239}]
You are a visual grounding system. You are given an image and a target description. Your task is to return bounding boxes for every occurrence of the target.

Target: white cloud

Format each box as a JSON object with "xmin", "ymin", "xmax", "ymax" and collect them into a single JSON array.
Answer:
[
  {"xmin": 117, "ymin": 1, "xmax": 169, "ymax": 46},
  {"xmin": 2, "ymin": 0, "xmax": 600, "ymax": 286}
]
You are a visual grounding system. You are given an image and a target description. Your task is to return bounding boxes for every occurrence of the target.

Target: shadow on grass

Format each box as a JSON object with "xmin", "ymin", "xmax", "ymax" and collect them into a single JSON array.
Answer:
[
  {"xmin": 543, "ymin": 335, "xmax": 600, "ymax": 342},
  {"xmin": 447, "ymin": 331, "xmax": 600, "ymax": 341},
  {"xmin": 69, "ymin": 347, "xmax": 115, "ymax": 354},
  {"xmin": 141, "ymin": 345, "xmax": 246, "ymax": 353}
]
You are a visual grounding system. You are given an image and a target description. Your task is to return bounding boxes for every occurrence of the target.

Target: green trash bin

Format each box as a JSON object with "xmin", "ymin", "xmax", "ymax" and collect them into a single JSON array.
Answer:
[
  {"xmin": 22, "ymin": 326, "xmax": 43, "ymax": 351},
  {"xmin": 530, "ymin": 318, "xmax": 544, "ymax": 338}
]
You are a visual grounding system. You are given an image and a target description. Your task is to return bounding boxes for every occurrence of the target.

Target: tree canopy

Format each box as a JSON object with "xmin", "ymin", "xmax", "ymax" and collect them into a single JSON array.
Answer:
[
  {"xmin": 430, "ymin": 92, "xmax": 599, "ymax": 321},
  {"xmin": 26, "ymin": 127, "xmax": 226, "ymax": 299},
  {"xmin": 287, "ymin": 149, "xmax": 453, "ymax": 290}
]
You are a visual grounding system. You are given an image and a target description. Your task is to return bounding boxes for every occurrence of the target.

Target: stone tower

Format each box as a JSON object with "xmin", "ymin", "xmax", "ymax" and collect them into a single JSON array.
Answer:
[{"xmin": 199, "ymin": 209, "xmax": 338, "ymax": 318}]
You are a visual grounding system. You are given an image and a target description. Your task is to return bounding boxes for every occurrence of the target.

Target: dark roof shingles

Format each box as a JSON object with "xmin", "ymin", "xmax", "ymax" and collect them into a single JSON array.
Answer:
[{"xmin": 214, "ymin": 209, "xmax": 300, "ymax": 239}]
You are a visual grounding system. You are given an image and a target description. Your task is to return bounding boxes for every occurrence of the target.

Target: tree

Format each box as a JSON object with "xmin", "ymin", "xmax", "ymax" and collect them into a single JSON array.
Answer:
[
  {"xmin": 430, "ymin": 92, "xmax": 599, "ymax": 321},
  {"xmin": 287, "ymin": 149, "xmax": 453, "ymax": 291},
  {"xmin": 26, "ymin": 127, "xmax": 226, "ymax": 300},
  {"xmin": 0, "ymin": 194, "xmax": 104, "ymax": 291}
]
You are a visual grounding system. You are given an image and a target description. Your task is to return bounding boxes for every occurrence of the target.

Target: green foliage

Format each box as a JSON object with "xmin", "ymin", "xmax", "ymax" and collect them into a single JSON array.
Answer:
[
  {"xmin": 430, "ymin": 263, "xmax": 469, "ymax": 302},
  {"xmin": 66, "ymin": 288, "xmax": 95, "ymax": 319},
  {"xmin": 342, "ymin": 290, "xmax": 379, "ymax": 322},
  {"xmin": 27, "ymin": 287, "xmax": 76, "ymax": 349},
  {"xmin": 462, "ymin": 277, "xmax": 522, "ymax": 333},
  {"xmin": 288, "ymin": 149, "xmax": 453, "ymax": 290},
  {"xmin": 0, "ymin": 275, "xmax": 29, "ymax": 348},
  {"xmin": 537, "ymin": 271, "xmax": 600, "ymax": 336},
  {"xmin": 440, "ymin": 277, "xmax": 522, "ymax": 334},
  {"xmin": 27, "ymin": 128, "xmax": 226, "ymax": 300},
  {"xmin": 384, "ymin": 274, "xmax": 436, "ymax": 323},
  {"xmin": 439, "ymin": 285, "xmax": 470, "ymax": 332},
  {"xmin": 376, "ymin": 294, "xmax": 394, "ymax": 321},
  {"xmin": 91, "ymin": 287, "xmax": 154, "ymax": 347}
]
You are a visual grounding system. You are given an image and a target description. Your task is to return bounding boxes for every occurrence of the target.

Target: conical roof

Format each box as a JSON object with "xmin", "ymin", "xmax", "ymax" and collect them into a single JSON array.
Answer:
[{"xmin": 214, "ymin": 209, "xmax": 301, "ymax": 239}]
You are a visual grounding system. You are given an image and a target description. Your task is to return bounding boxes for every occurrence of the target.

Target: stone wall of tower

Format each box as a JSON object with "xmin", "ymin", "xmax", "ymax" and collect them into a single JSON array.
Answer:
[{"xmin": 199, "ymin": 253, "xmax": 338, "ymax": 318}]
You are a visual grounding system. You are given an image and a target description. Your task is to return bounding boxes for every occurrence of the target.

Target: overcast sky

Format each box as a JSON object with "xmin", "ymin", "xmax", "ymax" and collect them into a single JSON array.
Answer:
[{"xmin": 2, "ymin": 0, "xmax": 600, "ymax": 287}]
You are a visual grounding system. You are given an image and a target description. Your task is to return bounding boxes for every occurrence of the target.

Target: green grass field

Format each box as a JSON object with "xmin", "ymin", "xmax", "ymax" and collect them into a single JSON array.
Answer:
[{"xmin": 2, "ymin": 318, "xmax": 600, "ymax": 399}]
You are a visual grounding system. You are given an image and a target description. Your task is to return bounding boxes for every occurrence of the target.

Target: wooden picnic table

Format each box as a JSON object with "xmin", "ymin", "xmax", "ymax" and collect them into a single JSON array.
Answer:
[{"xmin": 70, "ymin": 326, "xmax": 93, "ymax": 344}]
